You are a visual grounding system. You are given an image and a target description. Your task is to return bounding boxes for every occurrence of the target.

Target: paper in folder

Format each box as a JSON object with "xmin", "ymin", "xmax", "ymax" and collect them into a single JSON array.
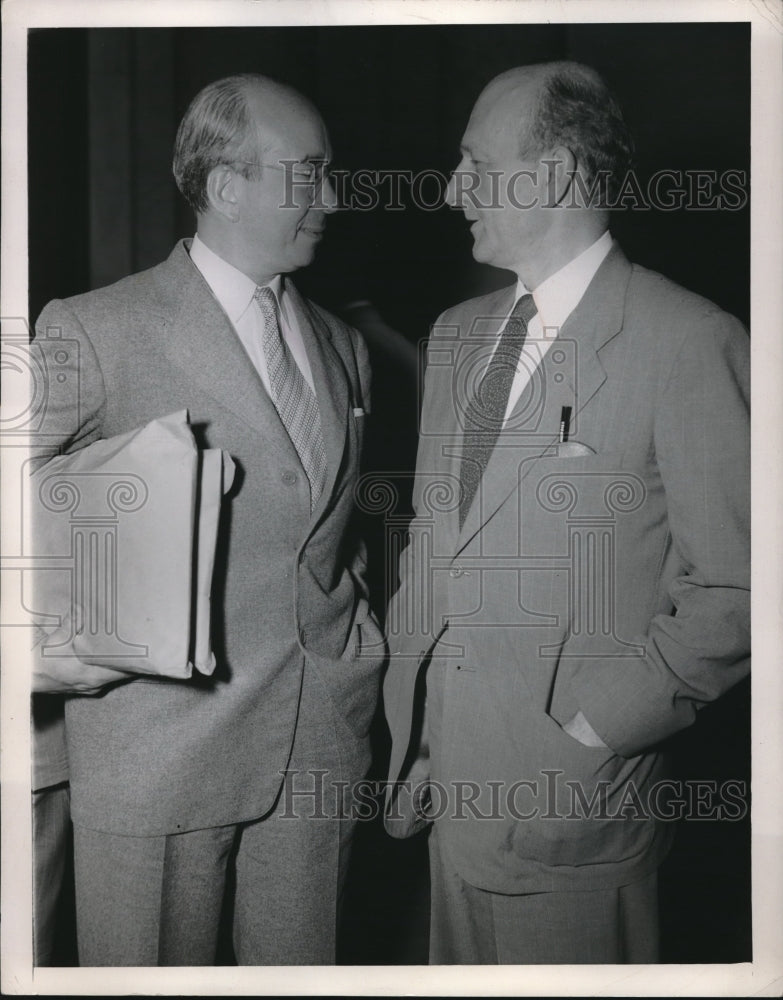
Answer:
[{"xmin": 30, "ymin": 410, "xmax": 235, "ymax": 685}]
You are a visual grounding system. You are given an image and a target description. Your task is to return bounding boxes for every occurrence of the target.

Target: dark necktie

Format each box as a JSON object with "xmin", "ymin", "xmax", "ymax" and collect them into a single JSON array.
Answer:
[
  {"xmin": 255, "ymin": 286, "xmax": 328, "ymax": 510},
  {"xmin": 458, "ymin": 293, "xmax": 537, "ymax": 528}
]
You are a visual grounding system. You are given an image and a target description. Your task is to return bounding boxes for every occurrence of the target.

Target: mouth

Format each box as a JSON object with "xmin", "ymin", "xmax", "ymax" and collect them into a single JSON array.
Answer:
[{"xmin": 299, "ymin": 224, "xmax": 325, "ymax": 239}]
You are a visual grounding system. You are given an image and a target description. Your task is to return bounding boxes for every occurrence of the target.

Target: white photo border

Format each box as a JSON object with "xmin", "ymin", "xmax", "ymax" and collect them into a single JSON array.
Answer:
[{"xmin": 2, "ymin": 0, "xmax": 781, "ymax": 995}]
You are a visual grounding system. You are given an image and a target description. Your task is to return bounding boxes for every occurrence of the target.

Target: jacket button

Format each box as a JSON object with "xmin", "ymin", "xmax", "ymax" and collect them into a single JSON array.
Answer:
[
  {"xmin": 300, "ymin": 628, "xmax": 307, "ymax": 646},
  {"xmin": 282, "ymin": 470, "xmax": 297, "ymax": 485}
]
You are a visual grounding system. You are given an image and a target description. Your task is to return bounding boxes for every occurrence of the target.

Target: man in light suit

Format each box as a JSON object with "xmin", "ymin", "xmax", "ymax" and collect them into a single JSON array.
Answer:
[
  {"xmin": 383, "ymin": 62, "xmax": 750, "ymax": 963},
  {"xmin": 32, "ymin": 74, "xmax": 385, "ymax": 965}
]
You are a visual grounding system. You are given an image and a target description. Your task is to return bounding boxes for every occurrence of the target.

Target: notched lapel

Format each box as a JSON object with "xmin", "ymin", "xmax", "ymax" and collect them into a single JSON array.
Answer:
[
  {"xmin": 285, "ymin": 282, "xmax": 349, "ymax": 511},
  {"xmin": 154, "ymin": 243, "xmax": 302, "ymax": 467},
  {"xmin": 457, "ymin": 348, "xmax": 573, "ymax": 552},
  {"xmin": 454, "ymin": 244, "xmax": 632, "ymax": 556},
  {"xmin": 559, "ymin": 243, "xmax": 631, "ymax": 415},
  {"xmin": 445, "ymin": 288, "xmax": 514, "ymax": 550}
]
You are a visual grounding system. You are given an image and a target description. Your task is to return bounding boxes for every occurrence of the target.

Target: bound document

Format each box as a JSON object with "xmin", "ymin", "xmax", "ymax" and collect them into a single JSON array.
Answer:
[{"xmin": 30, "ymin": 410, "xmax": 235, "ymax": 692}]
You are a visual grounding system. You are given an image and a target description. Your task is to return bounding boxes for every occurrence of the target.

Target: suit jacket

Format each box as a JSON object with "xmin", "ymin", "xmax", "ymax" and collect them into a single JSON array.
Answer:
[
  {"xmin": 33, "ymin": 239, "xmax": 385, "ymax": 836},
  {"xmin": 383, "ymin": 243, "xmax": 750, "ymax": 894}
]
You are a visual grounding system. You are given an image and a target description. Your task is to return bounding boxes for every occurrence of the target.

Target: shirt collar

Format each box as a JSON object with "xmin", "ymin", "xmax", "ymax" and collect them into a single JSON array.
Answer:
[
  {"xmin": 189, "ymin": 233, "xmax": 284, "ymax": 324},
  {"xmin": 515, "ymin": 230, "xmax": 613, "ymax": 332}
]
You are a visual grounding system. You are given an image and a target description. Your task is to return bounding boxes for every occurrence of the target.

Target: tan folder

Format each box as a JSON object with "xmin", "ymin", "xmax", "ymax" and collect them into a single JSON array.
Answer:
[{"xmin": 31, "ymin": 410, "xmax": 234, "ymax": 689}]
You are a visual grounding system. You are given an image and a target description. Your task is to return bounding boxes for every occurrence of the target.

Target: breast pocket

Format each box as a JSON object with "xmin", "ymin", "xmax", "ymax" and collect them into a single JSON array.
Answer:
[{"xmin": 519, "ymin": 452, "xmax": 646, "ymax": 554}]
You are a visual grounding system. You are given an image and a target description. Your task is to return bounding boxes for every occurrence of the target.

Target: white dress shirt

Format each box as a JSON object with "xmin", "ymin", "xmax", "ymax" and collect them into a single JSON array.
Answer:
[
  {"xmin": 188, "ymin": 234, "xmax": 315, "ymax": 394},
  {"xmin": 496, "ymin": 230, "xmax": 613, "ymax": 420}
]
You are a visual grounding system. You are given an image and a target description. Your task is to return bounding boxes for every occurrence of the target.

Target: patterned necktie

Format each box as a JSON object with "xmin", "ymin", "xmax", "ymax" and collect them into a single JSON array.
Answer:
[
  {"xmin": 458, "ymin": 293, "xmax": 537, "ymax": 528},
  {"xmin": 255, "ymin": 285, "xmax": 328, "ymax": 509}
]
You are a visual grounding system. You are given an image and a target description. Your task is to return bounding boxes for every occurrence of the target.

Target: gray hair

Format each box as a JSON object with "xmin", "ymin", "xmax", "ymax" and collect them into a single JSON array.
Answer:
[
  {"xmin": 521, "ymin": 62, "xmax": 634, "ymax": 205},
  {"xmin": 172, "ymin": 74, "xmax": 267, "ymax": 214}
]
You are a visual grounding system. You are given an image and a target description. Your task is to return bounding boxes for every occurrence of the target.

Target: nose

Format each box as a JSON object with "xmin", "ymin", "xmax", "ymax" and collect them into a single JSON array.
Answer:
[
  {"xmin": 445, "ymin": 159, "xmax": 471, "ymax": 209},
  {"xmin": 445, "ymin": 170, "xmax": 459, "ymax": 208},
  {"xmin": 319, "ymin": 172, "xmax": 338, "ymax": 214}
]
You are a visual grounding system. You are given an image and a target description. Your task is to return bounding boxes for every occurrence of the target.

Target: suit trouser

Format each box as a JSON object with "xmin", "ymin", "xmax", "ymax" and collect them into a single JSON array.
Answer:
[
  {"xmin": 428, "ymin": 826, "xmax": 658, "ymax": 964},
  {"xmin": 424, "ymin": 656, "xmax": 659, "ymax": 965},
  {"xmin": 72, "ymin": 662, "xmax": 363, "ymax": 966},
  {"xmin": 32, "ymin": 782, "xmax": 71, "ymax": 966}
]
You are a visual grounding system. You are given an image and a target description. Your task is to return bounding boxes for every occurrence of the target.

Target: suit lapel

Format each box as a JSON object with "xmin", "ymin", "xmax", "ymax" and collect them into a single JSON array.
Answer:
[
  {"xmin": 285, "ymin": 280, "xmax": 349, "ymax": 513},
  {"xmin": 556, "ymin": 243, "xmax": 631, "ymax": 415},
  {"xmin": 438, "ymin": 286, "xmax": 515, "ymax": 554},
  {"xmin": 153, "ymin": 242, "xmax": 304, "ymax": 469},
  {"xmin": 152, "ymin": 243, "xmax": 351, "ymax": 515},
  {"xmin": 454, "ymin": 244, "xmax": 632, "ymax": 556}
]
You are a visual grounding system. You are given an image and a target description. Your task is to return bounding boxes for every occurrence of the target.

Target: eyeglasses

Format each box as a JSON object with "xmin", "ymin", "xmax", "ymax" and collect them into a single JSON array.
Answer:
[{"xmin": 229, "ymin": 158, "xmax": 332, "ymax": 190}]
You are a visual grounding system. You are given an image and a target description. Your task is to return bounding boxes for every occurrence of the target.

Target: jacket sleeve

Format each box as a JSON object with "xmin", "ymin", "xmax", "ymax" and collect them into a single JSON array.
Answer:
[
  {"xmin": 29, "ymin": 300, "xmax": 148, "ymax": 695},
  {"xmin": 562, "ymin": 310, "xmax": 750, "ymax": 757}
]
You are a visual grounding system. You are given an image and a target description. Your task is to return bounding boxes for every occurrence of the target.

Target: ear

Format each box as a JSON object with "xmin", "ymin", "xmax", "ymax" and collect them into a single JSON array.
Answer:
[
  {"xmin": 544, "ymin": 145, "xmax": 577, "ymax": 208},
  {"xmin": 205, "ymin": 164, "xmax": 241, "ymax": 222}
]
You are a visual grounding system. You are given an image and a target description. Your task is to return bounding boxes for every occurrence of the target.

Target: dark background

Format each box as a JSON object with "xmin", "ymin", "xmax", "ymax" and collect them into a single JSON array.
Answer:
[{"xmin": 28, "ymin": 22, "xmax": 751, "ymax": 965}]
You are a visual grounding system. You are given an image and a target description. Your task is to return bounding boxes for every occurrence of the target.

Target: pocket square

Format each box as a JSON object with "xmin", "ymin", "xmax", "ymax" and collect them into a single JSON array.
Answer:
[
  {"xmin": 555, "ymin": 440, "xmax": 595, "ymax": 458},
  {"xmin": 353, "ymin": 407, "xmax": 365, "ymax": 417}
]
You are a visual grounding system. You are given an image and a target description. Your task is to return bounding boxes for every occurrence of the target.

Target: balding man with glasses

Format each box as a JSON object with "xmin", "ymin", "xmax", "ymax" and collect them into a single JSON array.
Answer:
[{"xmin": 32, "ymin": 73, "xmax": 384, "ymax": 966}]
